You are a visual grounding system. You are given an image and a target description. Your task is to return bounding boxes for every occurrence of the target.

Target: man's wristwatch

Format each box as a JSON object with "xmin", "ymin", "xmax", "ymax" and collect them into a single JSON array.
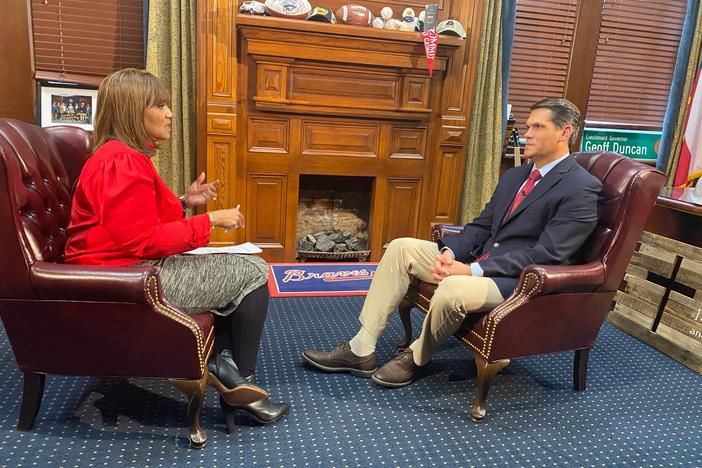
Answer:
[{"xmin": 179, "ymin": 196, "xmax": 188, "ymax": 213}]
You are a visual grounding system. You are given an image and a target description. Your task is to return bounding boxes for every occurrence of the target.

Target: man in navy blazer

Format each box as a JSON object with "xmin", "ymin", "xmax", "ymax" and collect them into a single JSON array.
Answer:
[{"xmin": 303, "ymin": 98, "xmax": 603, "ymax": 388}]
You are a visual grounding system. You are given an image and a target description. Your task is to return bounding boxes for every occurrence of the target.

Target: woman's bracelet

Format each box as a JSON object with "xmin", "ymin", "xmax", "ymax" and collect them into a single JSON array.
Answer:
[{"xmin": 207, "ymin": 212, "xmax": 215, "ymax": 229}]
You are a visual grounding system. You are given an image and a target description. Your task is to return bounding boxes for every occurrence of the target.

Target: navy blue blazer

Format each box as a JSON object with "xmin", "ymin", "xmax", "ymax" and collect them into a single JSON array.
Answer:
[{"xmin": 439, "ymin": 155, "xmax": 603, "ymax": 298}]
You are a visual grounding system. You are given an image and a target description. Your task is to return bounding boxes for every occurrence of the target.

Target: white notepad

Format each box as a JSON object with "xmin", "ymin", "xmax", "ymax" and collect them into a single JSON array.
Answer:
[{"xmin": 184, "ymin": 242, "xmax": 262, "ymax": 255}]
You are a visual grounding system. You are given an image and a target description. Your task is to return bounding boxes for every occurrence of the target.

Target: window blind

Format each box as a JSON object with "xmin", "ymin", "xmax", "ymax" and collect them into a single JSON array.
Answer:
[
  {"xmin": 585, "ymin": 0, "xmax": 686, "ymax": 129},
  {"xmin": 31, "ymin": 0, "xmax": 144, "ymax": 84},
  {"xmin": 507, "ymin": 0, "xmax": 578, "ymax": 134}
]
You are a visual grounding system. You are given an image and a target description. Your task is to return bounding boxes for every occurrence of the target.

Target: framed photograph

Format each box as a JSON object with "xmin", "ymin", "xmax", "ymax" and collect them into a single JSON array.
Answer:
[{"xmin": 38, "ymin": 82, "xmax": 98, "ymax": 131}]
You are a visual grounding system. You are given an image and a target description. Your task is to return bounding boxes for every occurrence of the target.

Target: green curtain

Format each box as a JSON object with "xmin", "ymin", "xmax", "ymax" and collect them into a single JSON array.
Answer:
[
  {"xmin": 664, "ymin": 6, "xmax": 702, "ymax": 185},
  {"xmin": 459, "ymin": 0, "xmax": 504, "ymax": 223},
  {"xmin": 146, "ymin": 0, "xmax": 197, "ymax": 194}
]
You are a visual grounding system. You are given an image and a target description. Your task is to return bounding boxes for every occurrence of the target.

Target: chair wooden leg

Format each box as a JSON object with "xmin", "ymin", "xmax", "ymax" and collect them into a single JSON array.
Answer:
[
  {"xmin": 396, "ymin": 300, "xmax": 414, "ymax": 349},
  {"xmin": 17, "ymin": 372, "xmax": 45, "ymax": 431},
  {"xmin": 471, "ymin": 354, "xmax": 510, "ymax": 423},
  {"xmin": 171, "ymin": 374, "xmax": 208, "ymax": 449},
  {"xmin": 573, "ymin": 348, "xmax": 590, "ymax": 391}
]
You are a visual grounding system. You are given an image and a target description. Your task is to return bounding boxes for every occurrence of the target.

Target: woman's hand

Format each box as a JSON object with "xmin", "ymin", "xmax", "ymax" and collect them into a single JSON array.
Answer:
[
  {"xmin": 209, "ymin": 205, "xmax": 244, "ymax": 231},
  {"xmin": 184, "ymin": 172, "xmax": 219, "ymax": 207}
]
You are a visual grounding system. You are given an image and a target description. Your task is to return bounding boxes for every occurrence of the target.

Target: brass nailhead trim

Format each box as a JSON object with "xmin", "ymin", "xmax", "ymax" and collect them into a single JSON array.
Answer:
[
  {"xmin": 480, "ymin": 272, "xmax": 543, "ymax": 359},
  {"xmin": 413, "ymin": 299, "xmax": 487, "ymax": 356},
  {"xmin": 145, "ymin": 276, "xmax": 207, "ymax": 375},
  {"xmin": 410, "ymin": 272, "xmax": 544, "ymax": 360}
]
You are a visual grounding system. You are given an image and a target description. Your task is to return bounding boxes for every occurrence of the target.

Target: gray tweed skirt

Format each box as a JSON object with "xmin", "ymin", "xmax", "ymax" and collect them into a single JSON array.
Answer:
[{"xmin": 135, "ymin": 254, "xmax": 269, "ymax": 316}]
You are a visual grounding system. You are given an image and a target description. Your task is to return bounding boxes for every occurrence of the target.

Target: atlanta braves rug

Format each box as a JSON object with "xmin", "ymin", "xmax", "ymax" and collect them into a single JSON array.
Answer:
[{"xmin": 268, "ymin": 262, "xmax": 378, "ymax": 297}]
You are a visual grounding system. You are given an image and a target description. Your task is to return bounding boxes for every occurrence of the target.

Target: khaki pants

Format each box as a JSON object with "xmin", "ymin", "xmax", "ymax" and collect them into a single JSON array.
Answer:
[{"xmin": 359, "ymin": 237, "xmax": 505, "ymax": 366}]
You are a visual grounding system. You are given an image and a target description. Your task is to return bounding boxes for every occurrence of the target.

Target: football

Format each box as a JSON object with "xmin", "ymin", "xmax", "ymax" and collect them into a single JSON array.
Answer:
[
  {"xmin": 264, "ymin": 0, "xmax": 312, "ymax": 19},
  {"xmin": 335, "ymin": 5, "xmax": 373, "ymax": 26}
]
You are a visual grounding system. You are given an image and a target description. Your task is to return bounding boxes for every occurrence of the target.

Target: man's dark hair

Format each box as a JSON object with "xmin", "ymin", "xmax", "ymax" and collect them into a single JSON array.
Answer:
[{"xmin": 531, "ymin": 98, "xmax": 581, "ymax": 147}]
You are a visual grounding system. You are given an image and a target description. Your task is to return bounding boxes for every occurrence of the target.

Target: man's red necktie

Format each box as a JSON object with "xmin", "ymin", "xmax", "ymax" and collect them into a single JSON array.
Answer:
[
  {"xmin": 475, "ymin": 169, "xmax": 542, "ymax": 263},
  {"xmin": 507, "ymin": 169, "xmax": 542, "ymax": 218}
]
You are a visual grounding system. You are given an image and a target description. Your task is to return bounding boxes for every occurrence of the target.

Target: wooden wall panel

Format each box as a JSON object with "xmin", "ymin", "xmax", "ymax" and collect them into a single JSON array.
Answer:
[
  {"xmin": 257, "ymin": 62, "xmax": 287, "ymax": 100},
  {"xmin": 432, "ymin": 151, "xmax": 463, "ymax": 221},
  {"xmin": 206, "ymin": 136, "xmax": 237, "ymax": 245},
  {"xmin": 246, "ymin": 174, "xmax": 287, "ymax": 249},
  {"xmin": 0, "ymin": 0, "xmax": 34, "ymax": 122},
  {"xmin": 383, "ymin": 178, "xmax": 422, "ymax": 246},
  {"xmin": 439, "ymin": 125, "xmax": 467, "ymax": 147},
  {"xmin": 198, "ymin": 0, "xmax": 239, "ymax": 244},
  {"xmin": 248, "ymin": 117, "xmax": 289, "ymax": 154},
  {"xmin": 289, "ymin": 67, "xmax": 399, "ymax": 106},
  {"xmin": 402, "ymin": 77, "xmax": 430, "ymax": 109},
  {"xmin": 207, "ymin": 113, "xmax": 236, "ymax": 134},
  {"xmin": 207, "ymin": 137, "xmax": 236, "ymax": 206},
  {"xmin": 301, "ymin": 120, "xmax": 380, "ymax": 158},
  {"xmin": 208, "ymin": 0, "xmax": 236, "ymax": 101},
  {"xmin": 390, "ymin": 127, "xmax": 426, "ymax": 160}
]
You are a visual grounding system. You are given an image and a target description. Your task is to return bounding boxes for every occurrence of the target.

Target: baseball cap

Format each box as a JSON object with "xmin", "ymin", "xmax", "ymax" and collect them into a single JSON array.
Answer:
[
  {"xmin": 436, "ymin": 19, "xmax": 466, "ymax": 39},
  {"xmin": 307, "ymin": 6, "xmax": 337, "ymax": 23}
]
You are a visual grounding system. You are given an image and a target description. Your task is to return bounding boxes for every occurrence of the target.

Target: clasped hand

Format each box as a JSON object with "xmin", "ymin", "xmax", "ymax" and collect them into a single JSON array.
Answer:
[
  {"xmin": 184, "ymin": 172, "xmax": 219, "ymax": 207},
  {"xmin": 430, "ymin": 250, "xmax": 472, "ymax": 282}
]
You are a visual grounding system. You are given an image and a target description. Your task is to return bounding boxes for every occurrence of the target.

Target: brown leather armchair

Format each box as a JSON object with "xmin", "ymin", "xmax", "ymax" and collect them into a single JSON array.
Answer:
[
  {"xmin": 0, "ymin": 118, "xmax": 214, "ymax": 448},
  {"xmin": 397, "ymin": 151, "xmax": 665, "ymax": 422}
]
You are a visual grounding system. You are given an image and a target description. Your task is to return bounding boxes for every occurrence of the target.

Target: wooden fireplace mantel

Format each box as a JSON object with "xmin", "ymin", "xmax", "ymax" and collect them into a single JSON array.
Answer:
[
  {"xmin": 197, "ymin": 1, "xmax": 484, "ymax": 262},
  {"xmin": 236, "ymin": 14, "xmax": 465, "ymax": 47}
]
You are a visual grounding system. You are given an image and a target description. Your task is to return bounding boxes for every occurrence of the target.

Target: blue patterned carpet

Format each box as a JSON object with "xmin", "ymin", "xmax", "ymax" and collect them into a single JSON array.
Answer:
[{"xmin": 0, "ymin": 296, "xmax": 700, "ymax": 467}]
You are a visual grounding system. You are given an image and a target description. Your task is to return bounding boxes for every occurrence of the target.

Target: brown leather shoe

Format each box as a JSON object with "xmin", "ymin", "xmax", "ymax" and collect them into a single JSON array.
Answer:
[
  {"xmin": 371, "ymin": 348, "xmax": 423, "ymax": 388},
  {"xmin": 302, "ymin": 342, "xmax": 377, "ymax": 378}
]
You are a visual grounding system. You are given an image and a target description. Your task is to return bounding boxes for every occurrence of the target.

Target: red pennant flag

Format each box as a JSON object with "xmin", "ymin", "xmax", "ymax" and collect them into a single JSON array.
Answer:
[{"xmin": 421, "ymin": 28, "xmax": 439, "ymax": 77}]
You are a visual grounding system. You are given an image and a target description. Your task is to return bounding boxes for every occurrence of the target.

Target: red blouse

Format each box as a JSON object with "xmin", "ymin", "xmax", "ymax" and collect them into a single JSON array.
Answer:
[{"xmin": 64, "ymin": 140, "xmax": 211, "ymax": 266}]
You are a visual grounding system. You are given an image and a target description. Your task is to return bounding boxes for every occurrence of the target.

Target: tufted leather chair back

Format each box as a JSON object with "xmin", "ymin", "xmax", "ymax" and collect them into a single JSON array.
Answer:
[
  {"xmin": 0, "ymin": 118, "xmax": 91, "ymax": 299},
  {"xmin": 574, "ymin": 151, "xmax": 665, "ymax": 293}
]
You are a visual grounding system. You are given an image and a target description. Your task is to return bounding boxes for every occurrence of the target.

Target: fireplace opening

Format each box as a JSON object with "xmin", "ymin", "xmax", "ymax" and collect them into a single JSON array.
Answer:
[{"xmin": 296, "ymin": 175, "xmax": 373, "ymax": 261}]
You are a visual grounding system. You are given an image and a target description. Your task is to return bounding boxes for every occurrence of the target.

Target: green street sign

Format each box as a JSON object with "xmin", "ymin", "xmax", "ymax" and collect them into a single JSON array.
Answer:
[{"xmin": 580, "ymin": 128, "xmax": 661, "ymax": 160}]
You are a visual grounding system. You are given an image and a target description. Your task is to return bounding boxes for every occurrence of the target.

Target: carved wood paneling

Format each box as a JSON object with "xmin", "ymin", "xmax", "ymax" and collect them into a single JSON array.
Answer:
[
  {"xmin": 439, "ymin": 125, "xmax": 467, "ymax": 147},
  {"xmin": 250, "ymin": 56, "xmax": 437, "ymax": 119},
  {"xmin": 402, "ymin": 77, "xmax": 430, "ymax": 109},
  {"xmin": 443, "ymin": 0, "xmax": 476, "ymax": 115},
  {"xmin": 2, "ymin": 1, "xmax": 33, "ymax": 121},
  {"xmin": 383, "ymin": 178, "xmax": 422, "ymax": 246},
  {"xmin": 248, "ymin": 117, "xmax": 289, "ymax": 154},
  {"xmin": 209, "ymin": 0, "xmax": 236, "ymax": 100},
  {"xmin": 390, "ymin": 127, "xmax": 427, "ymax": 160},
  {"xmin": 301, "ymin": 120, "xmax": 380, "ymax": 158},
  {"xmin": 205, "ymin": 136, "xmax": 237, "ymax": 244},
  {"xmin": 246, "ymin": 174, "xmax": 286, "ymax": 248},
  {"xmin": 433, "ymin": 151, "xmax": 462, "ymax": 220},
  {"xmin": 289, "ymin": 66, "xmax": 399, "ymax": 106},
  {"xmin": 207, "ymin": 137, "xmax": 235, "ymax": 210},
  {"xmin": 207, "ymin": 113, "xmax": 236, "ymax": 134},
  {"xmin": 257, "ymin": 63, "xmax": 287, "ymax": 100}
]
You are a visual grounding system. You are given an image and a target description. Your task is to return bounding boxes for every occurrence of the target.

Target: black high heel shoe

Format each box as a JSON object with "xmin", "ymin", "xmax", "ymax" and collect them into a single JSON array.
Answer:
[
  {"xmin": 219, "ymin": 395, "xmax": 291, "ymax": 433},
  {"xmin": 207, "ymin": 350, "xmax": 268, "ymax": 405}
]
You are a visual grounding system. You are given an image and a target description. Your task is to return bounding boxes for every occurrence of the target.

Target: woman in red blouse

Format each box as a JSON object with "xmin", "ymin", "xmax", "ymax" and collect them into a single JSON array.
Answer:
[{"xmin": 64, "ymin": 69, "xmax": 289, "ymax": 428}]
